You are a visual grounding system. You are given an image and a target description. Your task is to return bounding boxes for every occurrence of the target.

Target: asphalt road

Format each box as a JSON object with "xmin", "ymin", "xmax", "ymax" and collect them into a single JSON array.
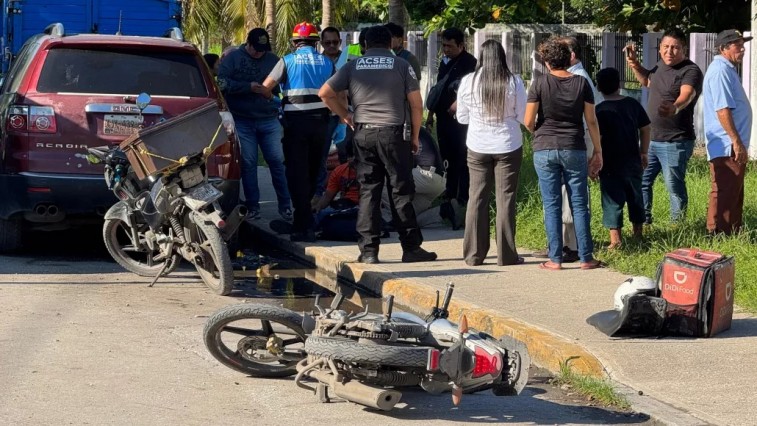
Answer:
[{"xmin": 0, "ymin": 228, "xmax": 656, "ymax": 425}]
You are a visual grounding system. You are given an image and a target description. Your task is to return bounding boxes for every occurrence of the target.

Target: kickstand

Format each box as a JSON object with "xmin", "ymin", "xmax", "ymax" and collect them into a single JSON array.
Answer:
[
  {"xmin": 315, "ymin": 383, "xmax": 330, "ymax": 403},
  {"xmin": 147, "ymin": 259, "xmax": 171, "ymax": 288}
]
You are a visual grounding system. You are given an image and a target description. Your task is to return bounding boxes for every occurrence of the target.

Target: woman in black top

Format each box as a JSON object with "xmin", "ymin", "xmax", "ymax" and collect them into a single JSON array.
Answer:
[{"xmin": 523, "ymin": 37, "xmax": 603, "ymax": 271}]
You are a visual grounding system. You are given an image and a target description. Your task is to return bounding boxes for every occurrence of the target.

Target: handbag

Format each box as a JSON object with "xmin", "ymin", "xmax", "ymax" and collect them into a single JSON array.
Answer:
[{"xmin": 425, "ymin": 73, "xmax": 449, "ymax": 111}]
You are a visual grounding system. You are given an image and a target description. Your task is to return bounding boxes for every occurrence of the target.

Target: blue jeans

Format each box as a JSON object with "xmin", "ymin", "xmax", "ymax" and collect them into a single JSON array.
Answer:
[
  {"xmin": 641, "ymin": 140, "xmax": 694, "ymax": 223},
  {"xmin": 234, "ymin": 115, "xmax": 291, "ymax": 211},
  {"xmin": 533, "ymin": 149, "xmax": 594, "ymax": 263}
]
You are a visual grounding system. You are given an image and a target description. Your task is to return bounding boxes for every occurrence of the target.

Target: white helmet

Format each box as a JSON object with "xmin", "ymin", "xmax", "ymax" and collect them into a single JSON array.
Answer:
[{"xmin": 613, "ymin": 276, "xmax": 657, "ymax": 310}]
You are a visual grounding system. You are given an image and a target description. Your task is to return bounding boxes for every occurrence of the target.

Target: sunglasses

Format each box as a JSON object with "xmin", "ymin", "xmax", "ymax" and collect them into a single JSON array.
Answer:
[{"xmin": 321, "ymin": 41, "xmax": 340, "ymax": 46}]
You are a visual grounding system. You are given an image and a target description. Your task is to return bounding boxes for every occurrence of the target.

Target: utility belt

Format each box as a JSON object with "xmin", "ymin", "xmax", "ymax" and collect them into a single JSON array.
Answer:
[{"xmin": 357, "ymin": 123, "xmax": 411, "ymax": 142}]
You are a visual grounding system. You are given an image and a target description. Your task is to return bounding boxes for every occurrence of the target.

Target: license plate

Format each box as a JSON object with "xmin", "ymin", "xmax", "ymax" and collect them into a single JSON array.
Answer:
[
  {"xmin": 103, "ymin": 114, "xmax": 143, "ymax": 136},
  {"xmin": 183, "ymin": 184, "xmax": 222, "ymax": 209}
]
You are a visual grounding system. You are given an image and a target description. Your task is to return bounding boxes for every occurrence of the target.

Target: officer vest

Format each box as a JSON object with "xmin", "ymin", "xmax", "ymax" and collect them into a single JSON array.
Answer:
[{"xmin": 280, "ymin": 46, "xmax": 333, "ymax": 113}]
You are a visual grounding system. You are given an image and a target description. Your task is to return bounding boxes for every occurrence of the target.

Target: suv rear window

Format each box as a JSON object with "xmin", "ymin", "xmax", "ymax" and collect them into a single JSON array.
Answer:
[{"xmin": 36, "ymin": 48, "xmax": 208, "ymax": 97}]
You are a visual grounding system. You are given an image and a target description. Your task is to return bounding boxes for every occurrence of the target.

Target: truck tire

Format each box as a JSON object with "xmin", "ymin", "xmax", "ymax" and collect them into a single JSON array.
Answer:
[
  {"xmin": 305, "ymin": 336, "xmax": 429, "ymax": 368},
  {"xmin": 204, "ymin": 303, "xmax": 306, "ymax": 378}
]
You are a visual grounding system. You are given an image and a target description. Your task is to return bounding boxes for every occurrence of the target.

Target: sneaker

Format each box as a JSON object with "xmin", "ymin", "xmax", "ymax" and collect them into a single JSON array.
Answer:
[
  {"xmin": 357, "ymin": 253, "xmax": 379, "ymax": 264},
  {"xmin": 246, "ymin": 209, "xmax": 261, "ymax": 222},
  {"xmin": 402, "ymin": 247, "xmax": 437, "ymax": 263},
  {"xmin": 279, "ymin": 208, "xmax": 293, "ymax": 222},
  {"xmin": 562, "ymin": 247, "xmax": 579, "ymax": 263},
  {"xmin": 290, "ymin": 229, "xmax": 316, "ymax": 243}
]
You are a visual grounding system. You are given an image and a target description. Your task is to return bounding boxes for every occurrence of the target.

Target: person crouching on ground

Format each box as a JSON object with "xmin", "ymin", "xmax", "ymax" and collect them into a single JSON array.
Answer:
[
  {"xmin": 595, "ymin": 67, "xmax": 651, "ymax": 249},
  {"xmin": 456, "ymin": 40, "xmax": 526, "ymax": 266}
]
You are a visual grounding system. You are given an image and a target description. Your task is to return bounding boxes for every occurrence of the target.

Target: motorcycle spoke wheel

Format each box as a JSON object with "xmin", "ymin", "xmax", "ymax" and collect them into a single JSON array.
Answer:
[
  {"xmin": 103, "ymin": 218, "xmax": 179, "ymax": 277},
  {"xmin": 191, "ymin": 219, "xmax": 234, "ymax": 295},
  {"xmin": 203, "ymin": 304, "xmax": 306, "ymax": 377}
]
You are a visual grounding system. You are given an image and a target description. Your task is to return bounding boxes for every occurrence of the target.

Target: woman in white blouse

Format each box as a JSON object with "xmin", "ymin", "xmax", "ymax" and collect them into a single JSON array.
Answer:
[{"xmin": 456, "ymin": 39, "xmax": 527, "ymax": 266}]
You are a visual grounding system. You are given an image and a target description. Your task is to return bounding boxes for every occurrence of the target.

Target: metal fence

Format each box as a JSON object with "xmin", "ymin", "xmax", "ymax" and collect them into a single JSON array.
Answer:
[
  {"xmin": 575, "ymin": 33, "xmax": 602, "ymax": 81},
  {"xmin": 613, "ymin": 33, "xmax": 644, "ymax": 92},
  {"xmin": 511, "ymin": 32, "xmax": 533, "ymax": 80}
]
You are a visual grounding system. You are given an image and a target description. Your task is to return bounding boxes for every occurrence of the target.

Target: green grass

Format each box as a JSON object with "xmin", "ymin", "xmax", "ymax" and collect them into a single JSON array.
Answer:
[
  {"xmin": 512, "ymin": 136, "xmax": 757, "ymax": 312},
  {"xmin": 552, "ymin": 357, "xmax": 631, "ymax": 409}
]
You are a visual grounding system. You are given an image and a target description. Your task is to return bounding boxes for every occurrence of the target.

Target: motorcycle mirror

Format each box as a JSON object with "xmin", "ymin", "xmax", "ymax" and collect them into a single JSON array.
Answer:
[{"xmin": 136, "ymin": 92, "xmax": 152, "ymax": 111}]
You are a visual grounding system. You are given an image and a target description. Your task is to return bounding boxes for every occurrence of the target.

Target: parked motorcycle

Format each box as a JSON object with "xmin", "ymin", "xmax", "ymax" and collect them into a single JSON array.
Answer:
[
  {"xmin": 87, "ymin": 93, "xmax": 246, "ymax": 295},
  {"xmin": 203, "ymin": 283, "xmax": 530, "ymax": 410}
]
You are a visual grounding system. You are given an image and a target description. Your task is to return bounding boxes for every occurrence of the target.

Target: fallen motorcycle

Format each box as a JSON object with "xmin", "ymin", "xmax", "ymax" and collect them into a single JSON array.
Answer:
[
  {"xmin": 87, "ymin": 93, "xmax": 246, "ymax": 295},
  {"xmin": 203, "ymin": 283, "xmax": 530, "ymax": 410}
]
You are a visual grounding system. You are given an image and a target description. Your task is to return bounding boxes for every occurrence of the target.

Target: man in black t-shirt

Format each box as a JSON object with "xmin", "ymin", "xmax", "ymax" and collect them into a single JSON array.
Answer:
[
  {"xmin": 426, "ymin": 28, "xmax": 477, "ymax": 208},
  {"xmin": 626, "ymin": 28, "xmax": 703, "ymax": 224},
  {"xmin": 595, "ymin": 67, "xmax": 651, "ymax": 249}
]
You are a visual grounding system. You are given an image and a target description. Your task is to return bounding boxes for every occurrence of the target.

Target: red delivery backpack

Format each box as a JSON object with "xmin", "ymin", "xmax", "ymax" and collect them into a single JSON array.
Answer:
[{"xmin": 656, "ymin": 249, "xmax": 735, "ymax": 337}]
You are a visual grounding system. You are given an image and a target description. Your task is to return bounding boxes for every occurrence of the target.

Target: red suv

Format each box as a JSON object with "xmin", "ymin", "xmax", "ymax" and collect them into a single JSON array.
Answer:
[{"xmin": 0, "ymin": 25, "xmax": 240, "ymax": 252}]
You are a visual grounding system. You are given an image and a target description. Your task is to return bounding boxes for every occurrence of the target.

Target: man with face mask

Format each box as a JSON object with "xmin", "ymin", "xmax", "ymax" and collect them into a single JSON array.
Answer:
[{"xmin": 217, "ymin": 28, "xmax": 292, "ymax": 224}]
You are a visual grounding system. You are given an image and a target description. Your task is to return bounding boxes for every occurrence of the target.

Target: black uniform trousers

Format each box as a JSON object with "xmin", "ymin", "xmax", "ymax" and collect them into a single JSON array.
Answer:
[
  {"xmin": 436, "ymin": 112, "xmax": 469, "ymax": 203},
  {"xmin": 353, "ymin": 125, "xmax": 422, "ymax": 255},
  {"xmin": 282, "ymin": 112, "xmax": 329, "ymax": 232}
]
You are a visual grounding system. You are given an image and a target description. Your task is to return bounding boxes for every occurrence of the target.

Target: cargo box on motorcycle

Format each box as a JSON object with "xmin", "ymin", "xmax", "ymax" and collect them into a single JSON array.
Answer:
[{"xmin": 120, "ymin": 102, "xmax": 228, "ymax": 180}]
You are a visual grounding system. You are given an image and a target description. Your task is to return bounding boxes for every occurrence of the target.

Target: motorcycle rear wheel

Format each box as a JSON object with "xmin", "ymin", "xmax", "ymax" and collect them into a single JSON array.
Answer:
[
  {"xmin": 103, "ymin": 218, "xmax": 180, "ymax": 277},
  {"xmin": 203, "ymin": 303, "xmax": 306, "ymax": 377},
  {"xmin": 190, "ymin": 219, "xmax": 234, "ymax": 296},
  {"xmin": 305, "ymin": 336, "xmax": 429, "ymax": 368}
]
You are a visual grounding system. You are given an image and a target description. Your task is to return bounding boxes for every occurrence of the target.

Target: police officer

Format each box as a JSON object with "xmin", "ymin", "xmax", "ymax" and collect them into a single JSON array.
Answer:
[
  {"xmin": 258, "ymin": 22, "xmax": 334, "ymax": 242},
  {"xmin": 319, "ymin": 25, "xmax": 437, "ymax": 264}
]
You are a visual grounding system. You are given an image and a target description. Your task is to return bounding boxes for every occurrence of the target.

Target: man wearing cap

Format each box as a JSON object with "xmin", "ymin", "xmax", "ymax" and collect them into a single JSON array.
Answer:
[
  {"xmin": 217, "ymin": 28, "xmax": 292, "ymax": 223},
  {"xmin": 626, "ymin": 28, "xmax": 703, "ymax": 224},
  {"xmin": 257, "ymin": 22, "xmax": 335, "ymax": 242},
  {"xmin": 702, "ymin": 29, "xmax": 753, "ymax": 235},
  {"xmin": 319, "ymin": 25, "xmax": 437, "ymax": 264}
]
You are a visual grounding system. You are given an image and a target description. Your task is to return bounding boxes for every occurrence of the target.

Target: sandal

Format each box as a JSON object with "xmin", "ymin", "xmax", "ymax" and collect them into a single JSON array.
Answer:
[
  {"xmin": 539, "ymin": 261, "xmax": 562, "ymax": 271},
  {"xmin": 580, "ymin": 260, "xmax": 606, "ymax": 270}
]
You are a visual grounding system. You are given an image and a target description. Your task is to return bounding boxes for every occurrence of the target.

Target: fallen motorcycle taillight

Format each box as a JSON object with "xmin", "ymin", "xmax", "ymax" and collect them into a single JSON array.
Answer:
[{"xmin": 471, "ymin": 346, "xmax": 502, "ymax": 378}]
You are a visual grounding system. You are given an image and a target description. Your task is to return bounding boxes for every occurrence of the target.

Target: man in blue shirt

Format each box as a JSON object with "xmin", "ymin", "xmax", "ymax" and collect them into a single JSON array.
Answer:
[{"xmin": 703, "ymin": 29, "xmax": 753, "ymax": 235}]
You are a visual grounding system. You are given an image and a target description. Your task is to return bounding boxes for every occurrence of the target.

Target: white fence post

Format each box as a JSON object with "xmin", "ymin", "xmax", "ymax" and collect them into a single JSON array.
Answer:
[
  {"xmin": 689, "ymin": 32, "xmax": 714, "ymax": 145},
  {"xmin": 427, "ymin": 31, "xmax": 439, "ymax": 86},
  {"xmin": 503, "ymin": 31, "xmax": 514, "ymax": 70},
  {"xmin": 473, "ymin": 30, "xmax": 483, "ymax": 59},
  {"xmin": 339, "ymin": 32, "xmax": 351, "ymax": 51}
]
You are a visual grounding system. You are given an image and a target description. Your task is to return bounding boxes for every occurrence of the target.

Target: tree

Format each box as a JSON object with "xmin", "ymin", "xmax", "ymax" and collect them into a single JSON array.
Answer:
[
  {"xmin": 266, "ymin": 0, "xmax": 277, "ymax": 51},
  {"xmin": 323, "ymin": 0, "xmax": 333, "ymax": 28},
  {"xmin": 388, "ymin": 0, "xmax": 406, "ymax": 29}
]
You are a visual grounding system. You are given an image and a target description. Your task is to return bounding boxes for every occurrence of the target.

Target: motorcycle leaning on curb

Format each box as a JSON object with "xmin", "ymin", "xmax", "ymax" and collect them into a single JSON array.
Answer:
[
  {"xmin": 87, "ymin": 93, "xmax": 246, "ymax": 295},
  {"xmin": 203, "ymin": 283, "xmax": 530, "ymax": 410}
]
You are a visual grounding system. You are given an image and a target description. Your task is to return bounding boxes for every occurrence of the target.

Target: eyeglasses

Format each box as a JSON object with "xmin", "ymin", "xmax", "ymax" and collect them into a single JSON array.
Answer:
[{"xmin": 321, "ymin": 41, "xmax": 340, "ymax": 46}]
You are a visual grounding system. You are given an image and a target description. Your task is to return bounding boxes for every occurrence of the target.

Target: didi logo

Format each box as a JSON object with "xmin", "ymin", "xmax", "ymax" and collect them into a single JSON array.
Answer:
[{"xmin": 673, "ymin": 271, "xmax": 687, "ymax": 284}]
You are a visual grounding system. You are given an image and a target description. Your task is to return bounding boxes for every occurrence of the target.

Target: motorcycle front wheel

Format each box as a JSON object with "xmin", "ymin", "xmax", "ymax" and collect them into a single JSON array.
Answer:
[
  {"xmin": 203, "ymin": 303, "xmax": 306, "ymax": 377},
  {"xmin": 305, "ymin": 335, "xmax": 430, "ymax": 368},
  {"xmin": 103, "ymin": 217, "xmax": 180, "ymax": 277},
  {"xmin": 190, "ymin": 218, "xmax": 234, "ymax": 295}
]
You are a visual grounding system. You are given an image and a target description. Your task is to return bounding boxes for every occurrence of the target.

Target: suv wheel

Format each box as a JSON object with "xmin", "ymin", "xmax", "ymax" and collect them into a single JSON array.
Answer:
[{"xmin": 0, "ymin": 218, "xmax": 23, "ymax": 253}]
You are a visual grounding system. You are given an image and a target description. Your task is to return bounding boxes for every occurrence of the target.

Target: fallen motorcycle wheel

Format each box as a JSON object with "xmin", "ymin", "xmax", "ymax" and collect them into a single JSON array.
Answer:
[
  {"xmin": 103, "ymin": 217, "xmax": 180, "ymax": 277},
  {"xmin": 203, "ymin": 304, "xmax": 306, "ymax": 377},
  {"xmin": 190, "ymin": 219, "xmax": 234, "ymax": 296},
  {"xmin": 305, "ymin": 336, "xmax": 429, "ymax": 367}
]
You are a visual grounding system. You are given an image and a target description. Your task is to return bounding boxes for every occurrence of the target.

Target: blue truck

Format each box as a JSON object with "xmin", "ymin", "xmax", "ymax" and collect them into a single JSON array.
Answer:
[{"xmin": 1, "ymin": 0, "xmax": 182, "ymax": 72}]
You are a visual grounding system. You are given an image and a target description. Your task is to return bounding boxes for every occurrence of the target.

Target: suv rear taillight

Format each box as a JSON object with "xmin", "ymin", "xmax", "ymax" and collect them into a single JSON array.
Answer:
[{"xmin": 7, "ymin": 105, "xmax": 57, "ymax": 133}]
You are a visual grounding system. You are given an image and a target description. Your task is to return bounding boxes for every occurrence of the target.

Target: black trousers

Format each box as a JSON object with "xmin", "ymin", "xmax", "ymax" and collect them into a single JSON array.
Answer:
[
  {"xmin": 282, "ymin": 114, "xmax": 329, "ymax": 232},
  {"xmin": 436, "ymin": 112, "xmax": 469, "ymax": 203},
  {"xmin": 353, "ymin": 125, "xmax": 422, "ymax": 255}
]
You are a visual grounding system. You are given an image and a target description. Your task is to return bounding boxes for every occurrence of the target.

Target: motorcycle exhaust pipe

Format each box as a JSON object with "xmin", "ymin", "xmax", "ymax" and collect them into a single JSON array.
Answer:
[
  {"xmin": 35, "ymin": 204, "xmax": 48, "ymax": 216},
  {"xmin": 305, "ymin": 368, "xmax": 402, "ymax": 411},
  {"xmin": 47, "ymin": 205, "xmax": 59, "ymax": 216}
]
